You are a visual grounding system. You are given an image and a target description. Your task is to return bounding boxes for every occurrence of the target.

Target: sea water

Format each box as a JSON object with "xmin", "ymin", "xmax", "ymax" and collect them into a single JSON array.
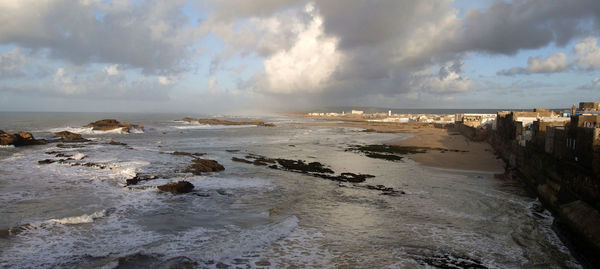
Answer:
[{"xmin": 0, "ymin": 112, "xmax": 581, "ymax": 268}]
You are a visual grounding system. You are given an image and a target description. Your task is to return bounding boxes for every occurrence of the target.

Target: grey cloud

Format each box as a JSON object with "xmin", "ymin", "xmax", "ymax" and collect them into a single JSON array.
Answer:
[
  {"xmin": 0, "ymin": 0, "xmax": 200, "ymax": 75},
  {"xmin": 0, "ymin": 48, "xmax": 27, "ymax": 78},
  {"xmin": 497, "ymin": 53, "xmax": 568, "ymax": 76},
  {"xmin": 451, "ymin": 0, "xmax": 600, "ymax": 55}
]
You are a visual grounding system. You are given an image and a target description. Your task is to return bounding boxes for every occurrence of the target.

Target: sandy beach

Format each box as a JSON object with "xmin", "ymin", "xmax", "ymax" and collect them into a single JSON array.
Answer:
[{"xmin": 298, "ymin": 119, "xmax": 505, "ymax": 173}]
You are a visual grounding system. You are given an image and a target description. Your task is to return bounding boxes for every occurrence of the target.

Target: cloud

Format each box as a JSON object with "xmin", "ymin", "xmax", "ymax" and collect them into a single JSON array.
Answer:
[
  {"xmin": 497, "ymin": 53, "xmax": 568, "ymax": 76},
  {"xmin": 451, "ymin": 0, "xmax": 600, "ymax": 55},
  {"xmin": 577, "ymin": 77, "xmax": 600, "ymax": 90},
  {"xmin": 1, "ymin": 65, "xmax": 172, "ymax": 100},
  {"xmin": 256, "ymin": 4, "xmax": 342, "ymax": 94},
  {"xmin": 412, "ymin": 61, "xmax": 474, "ymax": 94},
  {"xmin": 0, "ymin": 0, "xmax": 200, "ymax": 75},
  {"xmin": 573, "ymin": 37, "xmax": 600, "ymax": 70},
  {"xmin": 0, "ymin": 48, "xmax": 27, "ymax": 78}
]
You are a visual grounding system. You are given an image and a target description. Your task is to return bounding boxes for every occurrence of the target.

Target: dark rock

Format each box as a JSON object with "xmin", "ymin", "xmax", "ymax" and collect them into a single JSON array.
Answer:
[
  {"xmin": 56, "ymin": 143, "xmax": 85, "ymax": 148},
  {"xmin": 38, "ymin": 159, "xmax": 56, "ymax": 165},
  {"xmin": 185, "ymin": 158, "xmax": 225, "ymax": 175},
  {"xmin": 275, "ymin": 159, "xmax": 334, "ymax": 174},
  {"xmin": 157, "ymin": 181, "xmax": 195, "ymax": 194},
  {"xmin": 180, "ymin": 117, "xmax": 274, "ymax": 127},
  {"xmin": 126, "ymin": 174, "xmax": 158, "ymax": 186},
  {"xmin": 172, "ymin": 151, "xmax": 205, "ymax": 157},
  {"xmin": 0, "ymin": 130, "xmax": 46, "ymax": 147},
  {"xmin": 363, "ymin": 128, "xmax": 376, "ymax": 132},
  {"xmin": 232, "ymin": 157, "xmax": 253, "ymax": 164},
  {"xmin": 339, "ymin": 172, "xmax": 375, "ymax": 183},
  {"xmin": 54, "ymin": 131, "xmax": 85, "ymax": 141},
  {"xmin": 225, "ymin": 149, "xmax": 240, "ymax": 153},
  {"xmin": 109, "ymin": 140, "xmax": 127, "ymax": 146},
  {"xmin": 85, "ymin": 119, "xmax": 144, "ymax": 133}
]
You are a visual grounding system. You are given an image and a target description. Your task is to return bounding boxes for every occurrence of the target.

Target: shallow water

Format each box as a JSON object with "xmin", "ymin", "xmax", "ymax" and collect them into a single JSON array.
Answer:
[{"xmin": 0, "ymin": 113, "xmax": 580, "ymax": 268}]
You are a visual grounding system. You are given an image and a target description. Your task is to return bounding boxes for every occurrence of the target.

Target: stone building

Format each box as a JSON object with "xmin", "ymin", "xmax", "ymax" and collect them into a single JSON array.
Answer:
[{"xmin": 579, "ymin": 102, "xmax": 600, "ymax": 112}]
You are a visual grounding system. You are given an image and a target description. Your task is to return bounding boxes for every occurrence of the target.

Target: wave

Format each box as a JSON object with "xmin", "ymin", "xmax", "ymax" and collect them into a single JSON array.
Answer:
[
  {"xmin": 50, "ymin": 209, "xmax": 109, "ymax": 225},
  {"xmin": 46, "ymin": 126, "xmax": 143, "ymax": 135},
  {"xmin": 0, "ymin": 145, "xmax": 15, "ymax": 148}
]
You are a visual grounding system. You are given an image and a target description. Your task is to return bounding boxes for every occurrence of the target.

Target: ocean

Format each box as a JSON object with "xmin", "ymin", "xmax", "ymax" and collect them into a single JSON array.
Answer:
[{"xmin": 0, "ymin": 112, "xmax": 580, "ymax": 268}]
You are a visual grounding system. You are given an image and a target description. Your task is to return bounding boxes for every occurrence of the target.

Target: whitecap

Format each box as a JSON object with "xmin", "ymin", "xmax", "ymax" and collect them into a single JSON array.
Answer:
[
  {"xmin": 50, "ymin": 209, "xmax": 108, "ymax": 225},
  {"xmin": 72, "ymin": 153, "xmax": 86, "ymax": 160},
  {"xmin": 0, "ymin": 144, "xmax": 15, "ymax": 148}
]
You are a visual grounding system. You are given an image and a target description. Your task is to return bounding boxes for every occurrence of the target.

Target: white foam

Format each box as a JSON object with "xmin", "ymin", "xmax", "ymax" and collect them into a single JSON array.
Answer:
[
  {"xmin": 50, "ymin": 209, "xmax": 108, "ymax": 225},
  {"xmin": 172, "ymin": 124, "xmax": 211, "ymax": 130},
  {"xmin": 0, "ymin": 144, "xmax": 15, "ymax": 148},
  {"xmin": 46, "ymin": 126, "xmax": 132, "ymax": 135},
  {"xmin": 72, "ymin": 153, "xmax": 86, "ymax": 160}
]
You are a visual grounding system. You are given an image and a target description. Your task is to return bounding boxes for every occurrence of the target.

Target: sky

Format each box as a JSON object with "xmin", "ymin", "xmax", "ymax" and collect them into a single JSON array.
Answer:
[{"xmin": 0, "ymin": 0, "xmax": 599, "ymax": 113}]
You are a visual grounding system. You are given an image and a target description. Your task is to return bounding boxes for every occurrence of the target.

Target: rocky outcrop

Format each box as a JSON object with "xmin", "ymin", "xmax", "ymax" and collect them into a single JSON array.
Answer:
[
  {"xmin": 184, "ymin": 158, "xmax": 225, "ymax": 175},
  {"xmin": 85, "ymin": 119, "xmax": 144, "ymax": 133},
  {"xmin": 0, "ymin": 130, "xmax": 46, "ymax": 146},
  {"xmin": 158, "ymin": 181, "xmax": 194, "ymax": 194},
  {"xmin": 181, "ymin": 117, "xmax": 275, "ymax": 127},
  {"xmin": 109, "ymin": 140, "xmax": 127, "ymax": 146},
  {"xmin": 54, "ymin": 131, "xmax": 84, "ymax": 141},
  {"xmin": 233, "ymin": 154, "xmax": 402, "ymax": 195}
]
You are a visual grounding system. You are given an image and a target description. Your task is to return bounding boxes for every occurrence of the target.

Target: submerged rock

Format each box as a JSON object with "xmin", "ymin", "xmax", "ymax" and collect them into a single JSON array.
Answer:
[
  {"xmin": 172, "ymin": 151, "xmax": 205, "ymax": 157},
  {"xmin": 85, "ymin": 119, "xmax": 144, "ymax": 133},
  {"xmin": 109, "ymin": 140, "xmax": 127, "ymax": 146},
  {"xmin": 0, "ymin": 130, "xmax": 46, "ymax": 147},
  {"xmin": 180, "ymin": 117, "xmax": 275, "ymax": 127},
  {"xmin": 38, "ymin": 159, "xmax": 56, "ymax": 165},
  {"xmin": 232, "ymin": 157, "xmax": 253, "ymax": 164},
  {"xmin": 184, "ymin": 158, "xmax": 225, "ymax": 175},
  {"xmin": 158, "ymin": 181, "xmax": 195, "ymax": 194}
]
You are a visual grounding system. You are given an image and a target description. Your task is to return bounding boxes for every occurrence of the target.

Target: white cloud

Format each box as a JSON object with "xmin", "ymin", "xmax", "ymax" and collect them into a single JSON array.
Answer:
[
  {"xmin": 573, "ymin": 37, "xmax": 600, "ymax": 70},
  {"xmin": 105, "ymin": 64, "xmax": 119, "ymax": 76},
  {"xmin": 259, "ymin": 4, "xmax": 342, "ymax": 94},
  {"xmin": 412, "ymin": 61, "xmax": 473, "ymax": 94},
  {"xmin": 527, "ymin": 53, "xmax": 567, "ymax": 73},
  {"xmin": 497, "ymin": 52, "xmax": 567, "ymax": 76}
]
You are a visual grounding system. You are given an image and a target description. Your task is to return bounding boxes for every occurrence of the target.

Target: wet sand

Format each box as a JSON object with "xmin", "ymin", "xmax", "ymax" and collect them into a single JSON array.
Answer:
[{"xmin": 297, "ymin": 120, "xmax": 505, "ymax": 173}]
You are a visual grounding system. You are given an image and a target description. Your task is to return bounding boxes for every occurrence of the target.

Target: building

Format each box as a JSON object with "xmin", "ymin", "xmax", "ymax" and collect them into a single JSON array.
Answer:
[
  {"xmin": 579, "ymin": 102, "xmax": 600, "ymax": 112},
  {"xmin": 351, "ymin": 110, "xmax": 364, "ymax": 115}
]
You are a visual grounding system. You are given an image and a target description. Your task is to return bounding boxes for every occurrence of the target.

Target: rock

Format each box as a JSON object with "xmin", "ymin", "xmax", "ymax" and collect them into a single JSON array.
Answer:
[
  {"xmin": 180, "ymin": 117, "xmax": 275, "ymax": 127},
  {"xmin": 231, "ymin": 157, "xmax": 253, "ymax": 164},
  {"xmin": 157, "ymin": 181, "xmax": 195, "ymax": 194},
  {"xmin": 363, "ymin": 128, "xmax": 376, "ymax": 132},
  {"xmin": 172, "ymin": 151, "xmax": 204, "ymax": 157},
  {"xmin": 275, "ymin": 159, "xmax": 334, "ymax": 174},
  {"xmin": 184, "ymin": 158, "xmax": 225, "ymax": 175},
  {"xmin": 38, "ymin": 159, "xmax": 56, "ymax": 165},
  {"xmin": 54, "ymin": 131, "xmax": 84, "ymax": 141},
  {"xmin": 109, "ymin": 140, "xmax": 127, "ymax": 146},
  {"xmin": 338, "ymin": 172, "xmax": 375, "ymax": 183},
  {"xmin": 126, "ymin": 174, "xmax": 158, "ymax": 186},
  {"xmin": 225, "ymin": 149, "xmax": 240, "ymax": 153},
  {"xmin": 0, "ymin": 130, "xmax": 46, "ymax": 147},
  {"xmin": 85, "ymin": 119, "xmax": 144, "ymax": 133}
]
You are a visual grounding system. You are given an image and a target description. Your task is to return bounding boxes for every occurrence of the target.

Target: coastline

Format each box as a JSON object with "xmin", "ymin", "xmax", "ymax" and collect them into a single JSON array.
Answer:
[{"xmin": 296, "ymin": 119, "xmax": 504, "ymax": 173}]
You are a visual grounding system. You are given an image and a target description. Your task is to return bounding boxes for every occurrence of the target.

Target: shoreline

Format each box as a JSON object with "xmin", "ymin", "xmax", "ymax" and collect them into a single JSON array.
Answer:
[{"xmin": 296, "ymin": 119, "xmax": 504, "ymax": 173}]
